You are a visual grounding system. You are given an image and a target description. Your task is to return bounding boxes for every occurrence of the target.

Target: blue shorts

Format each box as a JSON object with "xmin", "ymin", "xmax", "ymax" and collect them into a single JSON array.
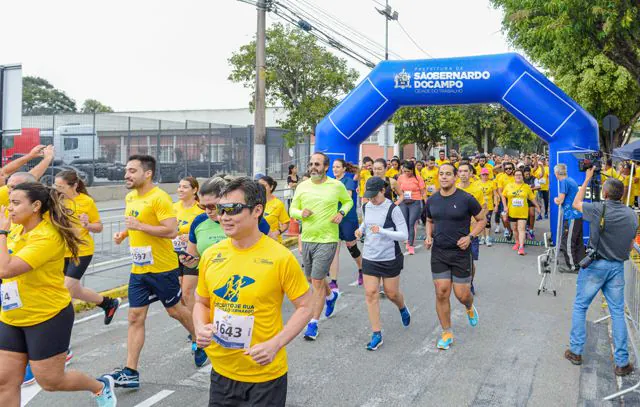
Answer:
[
  {"xmin": 129, "ymin": 269, "xmax": 182, "ymax": 308},
  {"xmin": 471, "ymin": 237, "xmax": 480, "ymax": 261},
  {"xmin": 339, "ymin": 218, "xmax": 359, "ymax": 242}
]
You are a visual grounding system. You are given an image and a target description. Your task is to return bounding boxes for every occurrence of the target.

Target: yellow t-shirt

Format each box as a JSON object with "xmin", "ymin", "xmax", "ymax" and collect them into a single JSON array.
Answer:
[
  {"xmin": 474, "ymin": 164, "xmax": 494, "ymax": 179},
  {"xmin": 196, "ymin": 235, "xmax": 309, "ymax": 383},
  {"xmin": 601, "ymin": 167, "xmax": 621, "ymax": 183},
  {"xmin": 0, "ymin": 220, "xmax": 71, "ymax": 327},
  {"xmin": 173, "ymin": 201, "xmax": 204, "ymax": 235},
  {"xmin": 632, "ymin": 168, "xmax": 640, "ymax": 196},
  {"xmin": 420, "ymin": 167, "xmax": 440, "ymax": 196},
  {"xmin": 498, "ymin": 174, "xmax": 516, "ymax": 191},
  {"xmin": 358, "ymin": 169, "xmax": 372, "ymax": 198},
  {"xmin": 264, "ymin": 197, "xmax": 290, "ymax": 243},
  {"xmin": 459, "ymin": 182, "xmax": 485, "ymax": 207},
  {"xmin": 126, "ymin": 186, "xmax": 178, "ymax": 274},
  {"xmin": 64, "ymin": 193, "xmax": 100, "ymax": 257},
  {"xmin": 436, "ymin": 159, "xmax": 449, "ymax": 167},
  {"xmin": 385, "ymin": 168, "xmax": 399, "ymax": 179},
  {"xmin": 0, "ymin": 185, "xmax": 9, "ymax": 207},
  {"xmin": 533, "ymin": 166, "xmax": 549, "ymax": 191},
  {"xmin": 478, "ymin": 180, "xmax": 497, "ymax": 211},
  {"xmin": 502, "ymin": 183, "xmax": 535, "ymax": 219}
]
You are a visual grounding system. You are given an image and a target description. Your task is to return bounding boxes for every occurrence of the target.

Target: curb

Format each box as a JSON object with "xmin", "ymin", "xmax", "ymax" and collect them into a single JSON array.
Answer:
[{"xmin": 73, "ymin": 236, "xmax": 300, "ymax": 314}]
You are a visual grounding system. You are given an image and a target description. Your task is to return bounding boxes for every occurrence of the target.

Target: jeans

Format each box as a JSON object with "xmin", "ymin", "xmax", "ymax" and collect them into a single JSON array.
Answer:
[{"xmin": 569, "ymin": 259, "xmax": 628, "ymax": 367}]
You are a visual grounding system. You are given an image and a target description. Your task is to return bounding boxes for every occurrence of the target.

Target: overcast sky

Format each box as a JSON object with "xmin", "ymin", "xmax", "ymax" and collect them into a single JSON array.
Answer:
[{"xmin": 3, "ymin": 0, "xmax": 513, "ymax": 112}]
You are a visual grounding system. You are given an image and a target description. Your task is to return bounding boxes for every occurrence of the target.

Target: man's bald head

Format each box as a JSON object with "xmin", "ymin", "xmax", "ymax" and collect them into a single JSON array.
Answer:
[{"xmin": 8, "ymin": 172, "xmax": 37, "ymax": 191}]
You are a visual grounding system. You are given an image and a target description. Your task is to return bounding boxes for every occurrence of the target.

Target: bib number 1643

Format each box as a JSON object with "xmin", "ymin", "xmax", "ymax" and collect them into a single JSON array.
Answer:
[{"xmin": 212, "ymin": 308, "xmax": 254, "ymax": 350}]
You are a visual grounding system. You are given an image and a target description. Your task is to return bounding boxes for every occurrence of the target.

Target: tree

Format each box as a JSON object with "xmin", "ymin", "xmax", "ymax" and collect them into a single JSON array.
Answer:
[
  {"xmin": 22, "ymin": 76, "xmax": 77, "ymax": 115},
  {"xmin": 228, "ymin": 23, "xmax": 359, "ymax": 146},
  {"xmin": 490, "ymin": 0, "xmax": 640, "ymax": 150},
  {"xmin": 81, "ymin": 99, "xmax": 114, "ymax": 113},
  {"xmin": 391, "ymin": 106, "xmax": 465, "ymax": 157}
]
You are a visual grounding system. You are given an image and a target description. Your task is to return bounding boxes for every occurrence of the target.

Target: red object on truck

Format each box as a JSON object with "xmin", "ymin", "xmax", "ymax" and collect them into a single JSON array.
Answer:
[{"xmin": 2, "ymin": 128, "xmax": 41, "ymax": 165}]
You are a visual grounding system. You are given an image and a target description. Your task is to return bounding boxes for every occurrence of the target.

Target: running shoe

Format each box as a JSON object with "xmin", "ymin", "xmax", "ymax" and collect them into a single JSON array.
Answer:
[
  {"xmin": 407, "ymin": 246, "xmax": 415, "ymax": 255},
  {"xmin": 366, "ymin": 332, "xmax": 383, "ymax": 351},
  {"xmin": 504, "ymin": 229, "xmax": 510, "ymax": 238},
  {"xmin": 479, "ymin": 237, "xmax": 485, "ymax": 245},
  {"xmin": 486, "ymin": 237, "xmax": 493, "ymax": 247},
  {"xmin": 103, "ymin": 298, "xmax": 121, "ymax": 326},
  {"xmin": 437, "ymin": 331, "xmax": 454, "ymax": 350},
  {"xmin": 379, "ymin": 286, "xmax": 386, "ymax": 297},
  {"xmin": 325, "ymin": 291, "xmax": 339, "ymax": 318},
  {"xmin": 95, "ymin": 375, "xmax": 117, "ymax": 407},
  {"xmin": 530, "ymin": 230, "xmax": 536, "ymax": 240},
  {"xmin": 536, "ymin": 214, "xmax": 543, "ymax": 221},
  {"xmin": 328, "ymin": 280, "xmax": 338, "ymax": 292},
  {"xmin": 544, "ymin": 213, "xmax": 549, "ymax": 219},
  {"xmin": 66, "ymin": 348, "xmax": 74, "ymax": 366},
  {"xmin": 467, "ymin": 304, "xmax": 479, "ymax": 327},
  {"xmin": 106, "ymin": 367, "xmax": 140, "ymax": 388},
  {"xmin": 187, "ymin": 334, "xmax": 192, "ymax": 342},
  {"xmin": 400, "ymin": 306, "xmax": 411, "ymax": 327},
  {"xmin": 494, "ymin": 225, "xmax": 501, "ymax": 234},
  {"xmin": 303, "ymin": 321, "xmax": 318, "ymax": 341},
  {"xmin": 194, "ymin": 346, "xmax": 208, "ymax": 367},
  {"xmin": 512, "ymin": 243, "xmax": 519, "ymax": 251},
  {"xmin": 23, "ymin": 363, "xmax": 35, "ymax": 386},
  {"xmin": 358, "ymin": 271, "xmax": 363, "ymax": 286},
  {"xmin": 518, "ymin": 246, "xmax": 526, "ymax": 256}
]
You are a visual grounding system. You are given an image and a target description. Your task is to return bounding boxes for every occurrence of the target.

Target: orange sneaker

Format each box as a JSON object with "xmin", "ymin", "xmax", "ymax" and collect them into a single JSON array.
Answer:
[
  {"xmin": 518, "ymin": 246, "xmax": 525, "ymax": 256},
  {"xmin": 512, "ymin": 243, "xmax": 519, "ymax": 251},
  {"xmin": 437, "ymin": 331, "xmax": 454, "ymax": 350}
]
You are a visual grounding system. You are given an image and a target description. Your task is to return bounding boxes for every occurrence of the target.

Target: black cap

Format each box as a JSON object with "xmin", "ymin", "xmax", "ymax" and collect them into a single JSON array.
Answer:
[{"xmin": 364, "ymin": 176, "xmax": 386, "ymax": 198}]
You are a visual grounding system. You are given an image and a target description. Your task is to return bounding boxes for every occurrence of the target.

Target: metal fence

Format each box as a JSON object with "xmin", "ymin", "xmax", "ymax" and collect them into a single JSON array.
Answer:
[{"xmin": 4, "ymin": 113, "xmax": 311, "ymax": 186}]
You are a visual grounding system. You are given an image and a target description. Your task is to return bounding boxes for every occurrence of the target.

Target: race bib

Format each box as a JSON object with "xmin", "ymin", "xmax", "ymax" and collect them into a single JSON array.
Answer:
[
  {"xmin": 539, "ymin": 178, "xmax": 546, "ymax": 185},
  {"xmin": 512, "ymin": 198, "xmax": 524, "ymax": 207},
  {"xmin": 427, "ymin": 185, "xmax": 435, "ymax": 193},
  {"xmin": 130, "ymin": 246, "xmax": 154, "ymax": 266},
  {"xmin": 213, "ymin": 308, "xmax": 254, "ymax": 349},
  {"xmin": 172, "ymin": 237, "xmax": 187, "ymax": 251},
  {"xmin": 1, "ymin": 281, "xmax": 22, "ymax": 311},
  {"xmin": 403, "ymin": 191, "xmax": 413, "ymax": 200}
]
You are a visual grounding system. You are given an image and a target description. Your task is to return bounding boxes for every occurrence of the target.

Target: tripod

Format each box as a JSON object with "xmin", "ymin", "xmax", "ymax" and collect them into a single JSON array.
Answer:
[{"xmin": 537, "ymin": 209, "xmax": 563, "ymax": 296}]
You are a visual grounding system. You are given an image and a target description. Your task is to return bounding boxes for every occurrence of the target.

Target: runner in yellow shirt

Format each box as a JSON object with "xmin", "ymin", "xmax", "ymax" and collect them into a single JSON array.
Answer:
[
  {"xmin": 421, "ymin": 156, "xmax": 440, "ymax": 199},
  {"xmin": 532, "ymin": 160, "xmax": 549, "ymax": 219},
  {"xmin": 385, "ymin": 158, "xmax": 400, "ymax": 179},
  {"xmin": 497, "ymin": 162, "xmax": 516, "ymax": 239},
  {"xmin": 194, "ymin": 177, "xmax": 311, "ymax": 406},
  {"xmin": 0, "ymin": 182, "xmax": 117, "ymax": 406},
  {"xmin": 257, "ymin": 175, "xmax": 290, "ymax": 243},
  {"xmin": 501, "ymin": 168, "xmax": 540, "ymax": 256},
  {"xmin": 474, "ymin": 154, "xmax": 494, "ymax": 179},
  {"xmin": 359, "ymin": 157, "xmax": 373, "ymax": 202},
  {"xmin": 435, "ymin": 150, "xmax": 449, "ymax": 167},
  {"xmin": 478, "ymin": 168, "xmax": 499, "ymax": 247}
]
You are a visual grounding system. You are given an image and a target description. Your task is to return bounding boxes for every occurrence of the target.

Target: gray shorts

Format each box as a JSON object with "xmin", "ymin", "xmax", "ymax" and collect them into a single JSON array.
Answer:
[{"xmin": 301, "ymin": 242, "xmax": 338, "ymax": 280}]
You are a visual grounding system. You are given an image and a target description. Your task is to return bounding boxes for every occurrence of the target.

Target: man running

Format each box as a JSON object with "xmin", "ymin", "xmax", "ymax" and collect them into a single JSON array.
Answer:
[
  {"xmin": 436, "ymin": 150, "xmax": 449, "ymax": 167},
  {"xmin": 194, "ymin": 177, "xmax": 312, "ymax": 407},
  {"xmin": 106, "ymin": 155, "xmax": 206, "ymax": 389},
  {"xmin": 424, "ymin": 163, "xmax": 485, "ymax": 350},
  {"xmin": 497, "ymin": 161, "xmax": 516, "ymax": 239},
  {"xmin": 289, "ymin": 152, "xmax": 353, "ymax": 340}
]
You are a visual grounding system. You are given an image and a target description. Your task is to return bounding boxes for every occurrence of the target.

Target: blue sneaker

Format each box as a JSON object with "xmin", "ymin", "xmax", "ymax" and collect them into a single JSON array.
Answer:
[
  {"xmin": 467, "ymin": 304, "xmax": 479, "ymax": 327},
  {"xmin": 366, "ymin": 332, "xmax": 383, "ymax": 351},
  {"xmin": 400, "ymin": 306, "xmax": 411, "ymax": 327},
  {"xmin": 544, "ymin": 213, "xmax": 549, "ymax": 219},
  {"xmin": 325, "ymin": 291, "xmax": 339, "ymax": 318},
  {"xmin": 23, "ymin": 363, "xmax": 35, "ymax": 386},
  {"xmin": 536, "ymin": 214, "xmax": 543, "ymax": 221},
  {"xmin": 437, "ymin": 332, "xmax": 454, "ymax": 350},
  {"xmin": 95, "ymin": 376, "xmax": 117, "ymax": 407},
  {"xmin": 107, "ymin": 367, "xmax": 139, "ymax": 388},
  {"xmin": 194, "ymin": 346, "xmax": 208, "ymax": 367},
  {"xmin": 303, "ymin": 321, "xmax": 318, "ymax": 341}
]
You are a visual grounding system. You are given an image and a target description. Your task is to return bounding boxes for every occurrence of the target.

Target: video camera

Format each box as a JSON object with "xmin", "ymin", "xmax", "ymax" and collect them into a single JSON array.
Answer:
[{"xmin": 578, "ymin": 151, "xmax": 603, "ymax": 172}]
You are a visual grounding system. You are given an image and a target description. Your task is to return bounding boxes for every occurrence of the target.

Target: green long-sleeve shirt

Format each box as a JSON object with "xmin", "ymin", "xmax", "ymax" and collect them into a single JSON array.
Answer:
[{"xmin": 289, "ymin": 177, "xmax": 354, "ymax": 243}]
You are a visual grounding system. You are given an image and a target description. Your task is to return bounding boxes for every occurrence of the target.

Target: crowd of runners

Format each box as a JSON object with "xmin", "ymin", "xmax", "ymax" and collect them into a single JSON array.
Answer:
[{"xmin": 2, "ymin": 144, "xmax": 640, "ymax": 406}]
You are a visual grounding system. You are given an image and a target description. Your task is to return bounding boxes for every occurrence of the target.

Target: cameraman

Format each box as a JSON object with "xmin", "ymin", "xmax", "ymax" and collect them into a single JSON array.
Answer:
[
  {"xmin": 564, "ymin": 167, "xmax": 638, "ymax": 376},
  {"xmin": 554, "ymin": 163, "xmax": 586, "ymax": 272}
]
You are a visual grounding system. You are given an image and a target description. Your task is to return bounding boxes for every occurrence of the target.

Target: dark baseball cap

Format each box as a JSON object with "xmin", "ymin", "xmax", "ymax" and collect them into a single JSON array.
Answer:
[{"xmin": 364, "ymin": 176, "xmax": 386, "ymax": 198}]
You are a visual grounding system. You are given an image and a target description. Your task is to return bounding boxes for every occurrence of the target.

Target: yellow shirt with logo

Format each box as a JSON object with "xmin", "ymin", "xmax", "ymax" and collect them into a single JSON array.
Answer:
[
  {"xmin": 0, "ymin": 185, "xmax": 9, "ymax": 207},
  {"xmin": 196, "ymin": 235, "xmax": 309, "ymax": 383},
  {"xmin": 475, "ymin": 164, "xmax": 494, "ymax": 179},
  {"xmin": 0, "ymin": 220, "xmax": 71, "ymax": 327},
  {"xmin": 631, "ymin": 168, "xmax": 640, "ymax": 196},
  {"xmin": 498, "ymin": 174, "xmax": 515, "ymax": 191},
  {"xmin": 436, "ymin": 159, "xmax": 449, "ymax": 167},
  {"xmin": 126, "ymin": 186, "xmax": 178, "ymax": 274},
  {"xmin": 502, "ymin": 183, "xmax": 535, "ymax": 219},
  {"xmin": 385, "ymin": 168, "xmax": 399, "ymax": 179},
  {"xmin": 358, "ymin": 169, "xmax": 372, "ymax": 198},
  {"xmin": 533, "ymin": 166, "xmax": 549, "ymax": 191},
  {"xmin": 64, "ymin": 193, "xmax": 100, "ymax": 257},
  {"xmin": 264, "ymin": 197, "xmax": 290, "ymax": 243},
  {"xmin": 459, "ymin": 182, "xmax": 485, "ymax": 207},
  {"xmin": 173, "ymin": 201, "xmax": 204, "ymax": 235},
  {"xmin": 478, "ymin": 180, "xmax": 498, "ymax": 211},
  {"xmin": 420, "ymin": 167, "xmax": 440, "ymax": 197}
]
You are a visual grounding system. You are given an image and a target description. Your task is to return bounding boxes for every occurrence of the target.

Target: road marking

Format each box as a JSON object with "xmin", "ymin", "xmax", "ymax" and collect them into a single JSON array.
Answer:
[
  {"xmin": 133, "ymin": 390, "xmax": 175, "ymax": 407},
  {"xmin": 74, "ymin": 302, "xmax": 130, "ymax": 325},
  {"xmin": 21, "ymin": 383, "xmax": 42, "ymax": 406}
]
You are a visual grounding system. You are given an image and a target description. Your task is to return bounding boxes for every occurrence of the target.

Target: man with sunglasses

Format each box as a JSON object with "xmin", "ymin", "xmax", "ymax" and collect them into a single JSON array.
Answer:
[
  {"xmin": 290, "ymin": 152, "xmax": 354, "ymax": 340},
  {"xmin": 497, "ymin": 162, "xmax": 516, "ymax": 239},
  {"xmin": 194, "ymin": 177, "xmax": 312, "ymax": 407}
]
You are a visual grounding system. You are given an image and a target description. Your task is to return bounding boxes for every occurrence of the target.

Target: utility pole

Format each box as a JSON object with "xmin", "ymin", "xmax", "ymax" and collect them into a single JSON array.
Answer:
[
  {"xmin": 253, "ymin": 0, "xmax": 268, "ymax": 177},
  {"xmin": 377, "ymin": 1, "xmax": 398, "ymax": 162}
]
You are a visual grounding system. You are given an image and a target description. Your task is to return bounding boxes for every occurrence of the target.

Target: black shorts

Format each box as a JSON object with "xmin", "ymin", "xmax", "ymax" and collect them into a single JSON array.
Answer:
[
  {"xmin": 128, "ymin": 269, "xmax": 182, "ymax": 308},
  {"xmin": 485, "ymin": 211, "xmax": 493, "ymax": 229},
  {"xmin": 362, "ymin": 255, "xmax": 403, "ymax": 278},
  {"xmin": 430, "ymin": 245, "xmax": 472, "ymax": 284},
  {"xmin": 0, "ymin": 303, "xmax": 73, "ymax": 361},
  {"xmin": 209, "ymin": 370, "xmax": 287, "ymax": 407},
  {"xmin": 177, "ymin": 254, "xmax": 198, "ymax": 277},
  {"xmin": 64, "ymin": 255, "xmax": 93, "ymax": 280},
  {"xmin": 509, "ymin": 216, "xmax": 528, "ymax": 223}
]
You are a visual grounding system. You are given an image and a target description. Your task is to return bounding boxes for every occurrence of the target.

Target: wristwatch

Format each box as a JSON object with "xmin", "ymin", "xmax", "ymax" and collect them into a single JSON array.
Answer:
[
  {"xmin": 0, "ymin": 230, "xmax": 9, "ymax": 236},
  {"xmin": 338, "ymin": 210, "xmax": 346, "ymax": 216}
]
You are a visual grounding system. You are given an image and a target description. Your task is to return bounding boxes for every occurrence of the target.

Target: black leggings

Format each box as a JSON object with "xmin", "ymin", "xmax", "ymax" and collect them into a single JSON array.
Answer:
[
  {"xmin": 400, "ymin": 201, "xmax": 421, "ymax": 246},
  {"xmin": 539, "ymin": 190, "xmax": 549, "ymax": 215}
]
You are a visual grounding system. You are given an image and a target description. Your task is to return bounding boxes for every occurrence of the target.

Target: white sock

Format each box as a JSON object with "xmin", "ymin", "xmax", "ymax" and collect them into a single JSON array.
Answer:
[
  {"xmin": 326, "ymin": 291, "xmax": 336, "ymax": 301},
  {"xmin": 310, "ymin": 318, "xmax": 319, "ymax": 324}
]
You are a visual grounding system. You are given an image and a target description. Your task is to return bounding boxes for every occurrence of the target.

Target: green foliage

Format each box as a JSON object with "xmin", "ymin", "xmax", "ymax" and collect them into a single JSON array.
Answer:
[
  {"xmin": 81, "ymin": 99, "xmax": 114, "ymax": 113},
  {"xmin": 22, "ymin": 76, "xmax": 77, "ymax": 115},
  {"xmin": 392, "ymin": 106, "xmax": 464, "ymax": 156},
  {"xmin": 228, "ymin": 23, "xmax": 359, "ymax": 147},
  {"xmin": 490, "ymin": 0, "xmax": 640, "ymax": 150}
]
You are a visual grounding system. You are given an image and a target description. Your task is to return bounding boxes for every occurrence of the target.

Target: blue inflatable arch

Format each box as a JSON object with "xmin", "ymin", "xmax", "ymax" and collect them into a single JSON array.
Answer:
[{"xmin": 315, "ymin": 53, "xmax": 599, "ymax": 239}]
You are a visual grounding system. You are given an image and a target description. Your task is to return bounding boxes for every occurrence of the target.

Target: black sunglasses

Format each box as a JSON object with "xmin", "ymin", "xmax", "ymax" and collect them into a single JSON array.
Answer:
[
  {"xmin": 199, "ymin": 203, "xmax": 217, "ymax": 212},
  {"xmin": 216, "ymin": 203, "xmax": 255, "ymax": 216}
]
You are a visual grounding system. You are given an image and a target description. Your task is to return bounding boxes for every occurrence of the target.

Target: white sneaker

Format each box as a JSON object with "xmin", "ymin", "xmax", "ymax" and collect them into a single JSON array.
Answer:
[
  {"xmin": 494, "ymin": 226, "xmax": 501, "ymax": 234},
  {"xmin": 486, "ymin": 237, "xmax": 493, "ymax": 247},
  {"xmin": 479, "ymin": 237, "xmax": 485, "ymax": 245}
]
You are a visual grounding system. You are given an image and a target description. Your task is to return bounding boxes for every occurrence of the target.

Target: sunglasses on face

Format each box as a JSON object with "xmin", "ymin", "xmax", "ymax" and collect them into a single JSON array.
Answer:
[
  {"xmin": 199, "ymin": 203, "xmax": 217, "ymax": 211},
  {"xmin": 216, "ymin": 203, "xmax": 255, "ymax": 216}
]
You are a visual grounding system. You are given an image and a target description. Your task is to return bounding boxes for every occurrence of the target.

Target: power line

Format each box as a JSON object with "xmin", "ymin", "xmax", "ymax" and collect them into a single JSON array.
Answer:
[{"xmin": 395, "ymin": 20, "xmax": 433, "ymax": 58}]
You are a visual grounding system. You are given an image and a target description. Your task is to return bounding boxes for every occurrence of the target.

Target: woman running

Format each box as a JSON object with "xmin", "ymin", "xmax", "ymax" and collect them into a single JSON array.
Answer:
[
  {"xmin": 396, "ymin": 160, "xmax": 425, "ymax": 255},
  {"xmin": 356, "ymin": 176, "xmax": 410, "ymax": 351},
  {"xmin": 54, "ymin": 170, "xmax": 120, "ymax": 324},
  {"xmin": 173, "ymin": 177, "xmax": 204, "ymax": 311},
  {"xmin": 501, "ymin": 168, "xmax": 541, "ymax": 255},
  {"xmin": 329, "ymin": 159, "xmax": 363, "ymax": 289},
  {"xmin": 257, "ymin": 175, "xmax": 290, "ymax": 242},
  {"xmin": 522, "ymin": 166, "xmax": 540, "ymax": 240},
  {"xmin": 286, "ymin": 164, "xmax": 299, "ymax": 210},
  {"xmin": 372, "ymin": 158, "xmax": 403, "ymax": 203},
  {"xmin": 0, "ymin": 182, "xmax": 116, "ymax": 406}
]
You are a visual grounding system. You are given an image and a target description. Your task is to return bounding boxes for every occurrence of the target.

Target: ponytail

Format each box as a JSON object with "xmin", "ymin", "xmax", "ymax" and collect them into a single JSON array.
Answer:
[{"xmin": 56, "ymin": 170, "xmax": 90, "ymax": 197}]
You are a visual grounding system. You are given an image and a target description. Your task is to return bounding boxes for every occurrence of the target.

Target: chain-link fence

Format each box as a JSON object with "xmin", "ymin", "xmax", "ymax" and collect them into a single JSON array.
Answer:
[{"xmin": 6, "ymin": 113, "xmax": 311, "ymax": 186}]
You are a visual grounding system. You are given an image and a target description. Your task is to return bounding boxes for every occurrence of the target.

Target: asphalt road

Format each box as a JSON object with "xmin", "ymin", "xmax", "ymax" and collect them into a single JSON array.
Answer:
[{"xmin": 21, "ymin": 220, "xmax": 635, "ymax": 406}]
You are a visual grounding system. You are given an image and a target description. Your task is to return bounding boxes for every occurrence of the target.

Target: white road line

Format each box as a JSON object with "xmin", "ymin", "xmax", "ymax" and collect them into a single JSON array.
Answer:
[
  {"xmin": 133, "ymin": 390, "xmax": 175, "ymax": 407},
  {"xmin": 74, "ymin": 302, "xmax": 130, "ymax": 325},
  {"xmin": 21, "ymin": 383, "xmax": 42, "ymax": 406}
]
